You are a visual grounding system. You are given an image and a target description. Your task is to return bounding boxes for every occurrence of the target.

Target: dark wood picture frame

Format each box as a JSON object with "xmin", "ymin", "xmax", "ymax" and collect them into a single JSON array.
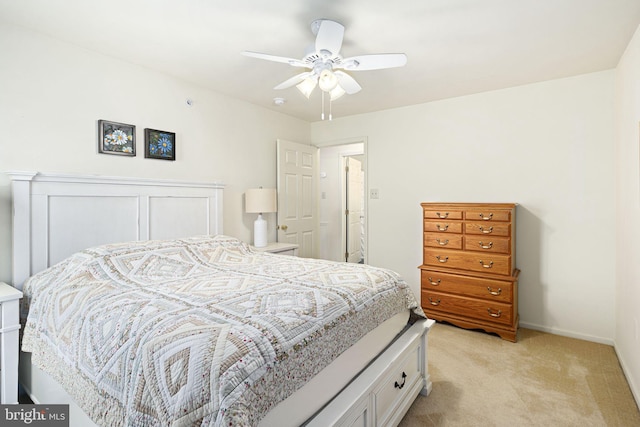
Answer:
[{"xmin": 144, "ymin": 128, "xmax": 176, "ymax": 161}]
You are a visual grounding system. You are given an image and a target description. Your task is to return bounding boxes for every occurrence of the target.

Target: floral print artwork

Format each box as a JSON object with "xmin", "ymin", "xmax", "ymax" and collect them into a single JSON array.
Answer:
[
  {"xmin": 98, "ymin": 120, "xmax": 136, "ymax": 156},
  {"xmin": 145, "ymin": 128, "xmax": 176, "ymax": 160}
]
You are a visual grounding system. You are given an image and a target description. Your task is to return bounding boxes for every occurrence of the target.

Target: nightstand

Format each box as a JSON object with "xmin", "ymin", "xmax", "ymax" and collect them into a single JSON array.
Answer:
[
  {"xmin": 0, "ymin": 282, "xmax": 22, "ymax": 404},
  {"xmin": 253, "ymin": 242, "xmax": 299, "ymax": 256}
]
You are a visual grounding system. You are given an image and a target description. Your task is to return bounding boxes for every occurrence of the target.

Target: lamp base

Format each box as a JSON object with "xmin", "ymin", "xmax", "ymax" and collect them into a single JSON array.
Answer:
[{"xmin": 254, "ymin": 213, "xmax": 268, "ymax": 247}]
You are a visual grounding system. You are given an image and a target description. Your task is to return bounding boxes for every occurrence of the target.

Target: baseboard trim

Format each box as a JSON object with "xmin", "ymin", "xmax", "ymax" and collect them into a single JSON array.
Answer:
[
  {"xmin": 519, "ymin": 321, "xmax": 614, "ymax": 346},
  {"xmin": 614, "ymin": 345, "xmax": 640, "ymax": 411}
]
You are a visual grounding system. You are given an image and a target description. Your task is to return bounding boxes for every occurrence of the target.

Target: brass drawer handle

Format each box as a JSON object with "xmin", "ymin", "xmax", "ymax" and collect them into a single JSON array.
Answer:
[
  {"xmin": 436, "ymin": 256, "xmax": 449, "ymax": 263},
  {"xmin": 479, "ymin": 226, "xmax": 493, "ymax": 234},
  {"xmin": 429, "ymin": 297, "xmax": 441, "ymax": 306},
  {"xmin": 436, "ymin": 239, "xmax": 449, "ymax": 246},
  {"xmin": 436, "ymin": 224, "xmax": 449, "ymax": 231},
  {"xmin": 428, "ymin": 277, "xmax": 441, "ymax": 286},
  {"xmin": 480, "ymin": 213, "xmax": 493, "ymax": 220},
  {"xmin": 478, "ymin": 241, "xmax": 493, "ymax": 249},
  {"xmin": 487, "ymin": 287, "xmax": 502, "ymax": 296},
  {"xmin": 487, "ymin": 308, "xmax": 502, "ymax": 318},
  {"xmin": 479, "ymin": 260, "xmax": 493, "ymax": 268},
  {"xmin": 436, "ymin": 212, "xmax": 449, "ymax": 219}
]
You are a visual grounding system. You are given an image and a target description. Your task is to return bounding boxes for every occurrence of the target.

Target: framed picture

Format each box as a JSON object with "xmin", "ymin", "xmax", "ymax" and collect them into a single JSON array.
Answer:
[
  {"xmin": 145, "ymin": 128, "xmax": 176, "ymax": 161},
  {"xmin": 98, "ymin": 120, "xmax": 136, "ymax": 156}
]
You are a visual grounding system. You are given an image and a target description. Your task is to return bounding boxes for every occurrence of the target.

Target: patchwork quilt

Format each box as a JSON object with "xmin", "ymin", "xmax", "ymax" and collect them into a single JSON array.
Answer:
[{"xmin": 21, "ymin": 235, "xmax": 424, "ymax": 426}]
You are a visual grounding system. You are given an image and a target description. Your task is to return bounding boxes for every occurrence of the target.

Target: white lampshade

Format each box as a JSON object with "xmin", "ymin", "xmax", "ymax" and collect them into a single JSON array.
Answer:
[
  {"xmin": 318, "ymin": 69, "xmax": 338, "ymax": 92},
  {"xmin": 330, "ymin": 84, "xmax": 346, "ymax": 101},
  {"xmin": 245, "ymin": 188, "xmax": 277, "ymax": 213},
  {"xmin": 296, "ymin": 77, "xmax": 318, "ymax": 99},
  {"xmin": 245, "ymin": 188, "xmax": 277, "ymax": 248}
]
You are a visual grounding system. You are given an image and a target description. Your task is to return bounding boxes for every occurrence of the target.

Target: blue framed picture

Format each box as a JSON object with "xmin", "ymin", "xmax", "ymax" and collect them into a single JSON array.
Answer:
[
  {"xmin": 144, "ymin": 128, "xmax": 176, "ymax": 161},
  {"xmin": 98, "ymin": 120, "xmax": 136, "ymax": 156}
]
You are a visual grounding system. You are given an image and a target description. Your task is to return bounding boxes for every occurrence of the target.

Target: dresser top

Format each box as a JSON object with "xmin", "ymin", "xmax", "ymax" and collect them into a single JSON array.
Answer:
[{"xmin": 421, "ymin": 202, "xmax": 517, "ymax": 209}]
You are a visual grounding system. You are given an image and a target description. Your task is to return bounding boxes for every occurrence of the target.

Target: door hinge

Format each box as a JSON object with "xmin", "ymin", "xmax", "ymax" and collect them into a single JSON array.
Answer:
[{"xmin": 345, "ymin": 209, "xmax": 349, "ymax": 215}]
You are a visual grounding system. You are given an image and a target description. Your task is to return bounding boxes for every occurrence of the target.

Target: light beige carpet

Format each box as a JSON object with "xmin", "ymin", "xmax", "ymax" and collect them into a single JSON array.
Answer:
[{"xmin": 399, "ymin": 323, "xmax": 640, "ymax": 427}]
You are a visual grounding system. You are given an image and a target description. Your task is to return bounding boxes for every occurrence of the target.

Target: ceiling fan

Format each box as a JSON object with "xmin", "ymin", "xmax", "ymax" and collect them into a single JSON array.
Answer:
[{"xmin": 242, "ymin": 19, "xmax": 407, "ymax": 118}]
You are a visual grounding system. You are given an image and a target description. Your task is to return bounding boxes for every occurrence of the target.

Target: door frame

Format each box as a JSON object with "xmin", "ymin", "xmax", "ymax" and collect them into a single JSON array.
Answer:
[{"xmin": 316, "ymin": 136, "xmax": 368, "ymax": 264}]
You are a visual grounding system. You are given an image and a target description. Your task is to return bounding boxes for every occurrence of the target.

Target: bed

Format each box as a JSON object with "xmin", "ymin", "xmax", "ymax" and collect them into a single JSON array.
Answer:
[{"xmin": 9, "ymin": 171, "xmax": 434, "ymax": 427}]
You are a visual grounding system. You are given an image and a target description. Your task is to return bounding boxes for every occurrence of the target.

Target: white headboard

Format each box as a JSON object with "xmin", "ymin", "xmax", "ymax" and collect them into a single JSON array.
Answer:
[{"xmin": 8, "ymin": 171, "xmax": 224, "ymax": 290}]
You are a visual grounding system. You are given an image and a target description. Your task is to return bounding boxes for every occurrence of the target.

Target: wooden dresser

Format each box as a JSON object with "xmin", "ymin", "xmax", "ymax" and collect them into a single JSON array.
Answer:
[{"xmin": 419, "ymin": 203, "xmax": 519, "ymax": 342}]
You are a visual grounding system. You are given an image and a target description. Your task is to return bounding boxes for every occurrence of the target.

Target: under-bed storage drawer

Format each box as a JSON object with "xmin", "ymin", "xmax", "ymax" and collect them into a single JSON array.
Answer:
[
  {"xmin": 306, "ymin": 319, "xmax": 434, "ymax": 427},
  {"xmin": 373, "ymin": 337, "xmax": 422, "ymax": 426}
]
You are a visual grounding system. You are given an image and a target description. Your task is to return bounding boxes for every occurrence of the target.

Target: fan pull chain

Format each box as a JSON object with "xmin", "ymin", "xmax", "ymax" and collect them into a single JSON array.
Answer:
[
  {"xmin": 329, "ymin": 96, "xmax": 333, "ymax": 121},
  {"xmin": 320, "ymin": 91, "xmax": 333, "ymax": 121}
]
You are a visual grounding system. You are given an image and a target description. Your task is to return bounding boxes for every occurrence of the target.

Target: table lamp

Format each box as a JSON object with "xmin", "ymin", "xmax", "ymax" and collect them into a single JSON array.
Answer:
[{"xmin": 245, "ymin": 188, "xmax": 277, "ymax": 247}]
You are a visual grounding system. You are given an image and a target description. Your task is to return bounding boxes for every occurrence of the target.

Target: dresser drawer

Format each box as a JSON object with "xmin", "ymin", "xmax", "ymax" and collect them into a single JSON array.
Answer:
[
  {"xmin": 464, "ymin": 209, "xmax": 511, "ymax": 222},
  {"xmin": 464, "ymin": 222, "xmax": 511, "ymax": 237},
  {"xmin": 424, "ymin": 232, "xmax": 463, "ymax": 249},
  {"xmin": 422, "ymin": 290, "xmax": 513, "ymax": 326},
  {"xmin": 423, "ymin": 248, "xmax": 512, "ymax": 276},
  {"xmin": 423, "ymin": 209, "xmax": 463, "ymax": 220},
  {"xmin": 423, "ymin": 221, "xmax": 462, "ymax": 233},
  {"xmin": 421, "ymin": 270, "xmax": 513, "ymax": 303},
  {"xmin": 464, "ymin": 236, "xmax": 511, "ymax": 254}
]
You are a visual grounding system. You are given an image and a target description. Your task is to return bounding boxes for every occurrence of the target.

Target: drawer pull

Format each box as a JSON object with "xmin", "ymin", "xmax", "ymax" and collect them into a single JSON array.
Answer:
[
  {"xmin": 436, "ymin": 256, "xmax": 449, "ymax": 263},
  {"xmin": 436, "ymin": 239, "xmax": 449, "ymax": 246},
  {"xmin": 479, "ymin": 260, "xmax": 494, "ymax": 268},
  {"xmin": 487, "ymin": 287, "xmax": 502, "ymax": 296},
  {"xmin": 480, "ymin": 213, "xmax": 493, "ymax": 220},
  {"xmin": 428, "ymin": 277, "xmax": 441, "ymax": 286},
  {"xmin": 428, "ymin": 297, "xmax": 441, "ymax": 306},
  {"xmin": 394, "ymin": 371, "xmax": 407, "ymax": 389},
  {"xmin": 436, "ymin": 224, "xmax": 449, "ymax": 231},
  {"xmin": 479, "ymin": 226, "xmax": 493, "ymax": 234},
  {"xmin": 487, "ymin": 308, "xmax": 502, "ymax": 318},
  {"xmin": 436, "ymin": 212, "xmax": 449, "ymax": 219},
  {"xmin": 478, "ymin": 241, "xmax": 493, "ymax": 249}
]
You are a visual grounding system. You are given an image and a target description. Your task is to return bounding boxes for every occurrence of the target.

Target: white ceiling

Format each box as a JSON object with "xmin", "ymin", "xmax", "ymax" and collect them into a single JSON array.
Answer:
[{"xmin": 2, "ymin": 0, "xmax": 640, "ymax": 122}]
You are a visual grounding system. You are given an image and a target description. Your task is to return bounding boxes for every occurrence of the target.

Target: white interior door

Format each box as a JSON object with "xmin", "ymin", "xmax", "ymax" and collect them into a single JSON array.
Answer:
[
  {"xmin": 276, "ymin": 139, "xmax": 319, "ymax": 258},
  {"xmin": 345, "ymin": 157, "xmax": 363, "ymax": 263}
]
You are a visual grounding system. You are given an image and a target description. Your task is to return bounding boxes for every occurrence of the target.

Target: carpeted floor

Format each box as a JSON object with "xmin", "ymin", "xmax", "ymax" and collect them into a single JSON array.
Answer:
[{"xmin": 399, "ymin": 323, "xmax": 640, "ymax": 427}]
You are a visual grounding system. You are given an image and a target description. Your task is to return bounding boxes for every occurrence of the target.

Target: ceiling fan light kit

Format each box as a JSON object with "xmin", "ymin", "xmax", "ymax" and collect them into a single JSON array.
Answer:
[
  {"xmin": 296, "ymin": 77, "xmax": 317, "ymax": 98},
  {"xmin": 242, "ymin": 19, "xmax": 407, "ymax": 120},
  {"xmin": 318, "ymin": 68, "xmax": 338, "ymax": 91}
]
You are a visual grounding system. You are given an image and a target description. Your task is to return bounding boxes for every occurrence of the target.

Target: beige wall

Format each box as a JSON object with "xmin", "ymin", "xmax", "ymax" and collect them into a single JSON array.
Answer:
[
  {"xmin": 614, "ymin": 24, "xmax": 640, "ymax": 407},
  {"xmin": 0, "ymin": 23, "xmax": 310, "ymax": 284},
  {"xmin": 312, "ymin": 71, "xmax": 616, "ymax": 344}
]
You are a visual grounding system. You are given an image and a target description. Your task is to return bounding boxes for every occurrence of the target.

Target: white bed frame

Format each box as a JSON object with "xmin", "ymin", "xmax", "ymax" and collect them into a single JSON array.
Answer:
[{"xmin": 9, "ymin": 171, "xmax": 433, "ymax": 427}]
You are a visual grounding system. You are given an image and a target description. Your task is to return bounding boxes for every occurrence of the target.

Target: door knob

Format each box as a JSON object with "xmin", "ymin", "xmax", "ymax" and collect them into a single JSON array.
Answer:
[{"xmin": 279, "ymin": 225, "xmax": 288, "ymax": 231}]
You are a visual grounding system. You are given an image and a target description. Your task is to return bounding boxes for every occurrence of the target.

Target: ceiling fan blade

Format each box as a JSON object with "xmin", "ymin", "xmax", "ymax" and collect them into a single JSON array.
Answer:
[
  {"xmin": 334, "ymin": 71, "xmax": 361, "ymax": 94},
  {"xmin": 315, "ymin": 20, "xmax": 344, "ymax": 55},
  {"xmin": 242, "ymin": 51, "xmax": 308, "ymax": 68},
  {"xmin": 338, "ymin": 53, "xmax": 407, "ymax": 71},
  {"xmin": 273, "ymin": 72, "xmax": 314, "ymax": 90}
]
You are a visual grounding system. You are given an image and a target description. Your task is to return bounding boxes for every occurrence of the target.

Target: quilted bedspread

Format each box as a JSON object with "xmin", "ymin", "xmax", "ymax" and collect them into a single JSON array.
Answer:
[{"xmin": 21, "ymin": 235, "xmax": 424, "ymax": 426}]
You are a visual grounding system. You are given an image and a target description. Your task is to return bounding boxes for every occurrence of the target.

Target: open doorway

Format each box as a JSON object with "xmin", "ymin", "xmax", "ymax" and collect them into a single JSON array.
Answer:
[
  {"xmin": 344, "ymin": 155, "xmax": 364, "ymax": 263},
  {"xmin": 317, "ymin": 140, "xmax": 366, "ymax": 263}
]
